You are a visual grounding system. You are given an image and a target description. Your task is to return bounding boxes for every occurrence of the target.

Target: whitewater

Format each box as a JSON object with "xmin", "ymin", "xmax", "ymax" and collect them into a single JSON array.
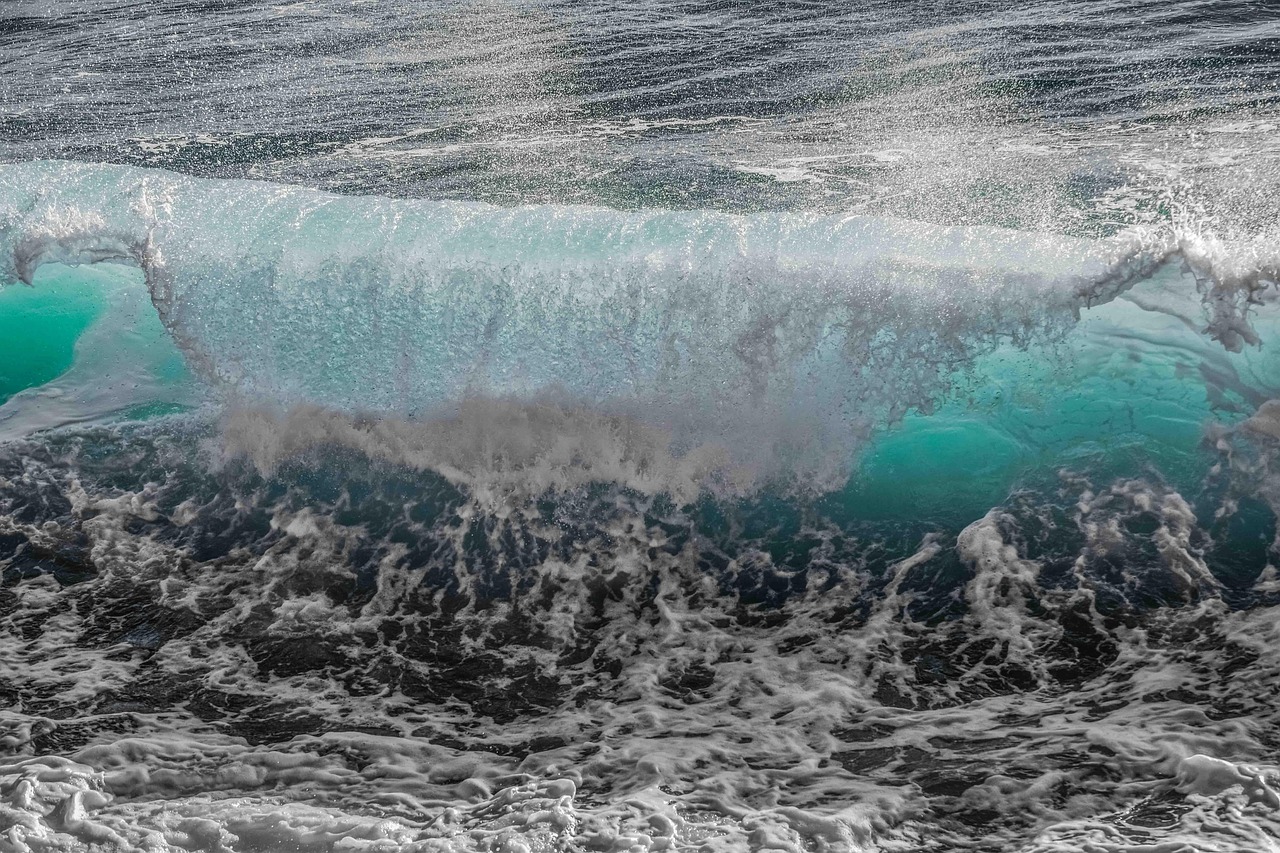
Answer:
[{"xmin": 2, "ymin": 1, "xmax": 1280, "ymax": 851}]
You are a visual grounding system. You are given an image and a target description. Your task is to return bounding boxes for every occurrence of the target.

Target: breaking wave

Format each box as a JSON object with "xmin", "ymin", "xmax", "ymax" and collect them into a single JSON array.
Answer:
[{"xmin": 1, "ymin": 160, "xmax": 1278, "ymax": 495}]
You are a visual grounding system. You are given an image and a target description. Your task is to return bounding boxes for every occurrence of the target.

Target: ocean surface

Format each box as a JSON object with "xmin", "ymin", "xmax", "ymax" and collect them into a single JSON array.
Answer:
[{"xmin": 2, "ymin": 1, "xmax": 1280, "ymax": 850}]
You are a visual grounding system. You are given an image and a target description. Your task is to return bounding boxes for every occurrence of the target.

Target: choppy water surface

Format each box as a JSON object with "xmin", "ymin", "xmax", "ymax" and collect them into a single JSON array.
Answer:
[{"xmin": 1, "ymin": 2, "xmax": 1280, "ymax": 851}]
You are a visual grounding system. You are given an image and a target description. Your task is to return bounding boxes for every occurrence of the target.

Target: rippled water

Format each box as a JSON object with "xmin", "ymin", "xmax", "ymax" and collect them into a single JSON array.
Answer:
[
  {"xmin": 1, "ymin": 2, "xmax": 1280, "ymax": 851},
  {"xmin": 5, "ymin": 0, "xmax": 1279, "ymax": 217}
]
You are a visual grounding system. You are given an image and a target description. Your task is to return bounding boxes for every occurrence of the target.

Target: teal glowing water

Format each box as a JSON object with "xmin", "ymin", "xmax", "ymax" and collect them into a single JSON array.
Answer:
[
  {"xmin": 0, "ymin": 262, "xmax": 194, "ymax": 437},
  {"xmin": 0, "ymin": 272, "xmax": 108, "ymax": 403}
]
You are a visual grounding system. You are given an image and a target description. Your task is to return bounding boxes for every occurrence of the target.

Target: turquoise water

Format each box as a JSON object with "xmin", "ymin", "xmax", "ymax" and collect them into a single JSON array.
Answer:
[
  {"xmin": 0, "ymin": 259, "xmax": 194, "ymax": 438},
  {"xmin": 0, "ymin": 270, "xmax": 103, "ymax": 403},
  {"xmin": 845, "ymin": 284, "xmax": 1276, "ymax": 523}
]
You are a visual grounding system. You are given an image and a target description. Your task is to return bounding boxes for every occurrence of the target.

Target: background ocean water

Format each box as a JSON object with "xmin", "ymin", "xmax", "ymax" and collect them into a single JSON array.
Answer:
[
  {"xmin": 3, "ymin": 0, "xmax": 1279, "ymax": 220},
  {"xmin": 1, "ymin": 2, "xmax": 1280, "ymax": 851}
]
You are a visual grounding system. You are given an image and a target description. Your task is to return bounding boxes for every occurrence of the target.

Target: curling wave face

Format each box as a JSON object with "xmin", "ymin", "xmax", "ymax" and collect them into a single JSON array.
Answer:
[{"xmin": 1, "ymin": 160, "xmax": 1278, "ymax": 489}]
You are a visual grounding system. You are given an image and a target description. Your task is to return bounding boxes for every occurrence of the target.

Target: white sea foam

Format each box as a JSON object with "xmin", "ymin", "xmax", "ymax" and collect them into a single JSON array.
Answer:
[
  {"xmin": 2, "ymin": 450, "xmax": 1279, "ymax": 852},
  {"xmin": 218, "ymin": 399, "xmax": 758, "ymax": 504}
]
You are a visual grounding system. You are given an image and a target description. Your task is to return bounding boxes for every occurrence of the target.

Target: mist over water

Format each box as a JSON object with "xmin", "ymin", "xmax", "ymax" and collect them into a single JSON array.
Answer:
[{"xmin": 2, "ymin": 2, "xmax": 1280, "ymax": 851}]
